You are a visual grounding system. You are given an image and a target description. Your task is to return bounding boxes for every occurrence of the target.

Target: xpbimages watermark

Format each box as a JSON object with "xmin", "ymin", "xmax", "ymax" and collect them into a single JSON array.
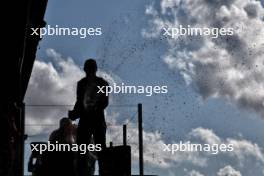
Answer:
[
  {"xmin": 163, "ymin": 141, "xmax": 234, "ymax": 155},
  {"xmin": 30, "ymin": 25, "xmax": 102, "ymax": 38},
  {"xmin": 31, "ymin": 141, "xmax": 101, "ymax": 155},
  {"xmin": 97, "ymin": 83, "xmax": 168, "ymax": 96},
  {"xmin": 163, "ymin": 25, "xmax": 235, "ymax": 39}
]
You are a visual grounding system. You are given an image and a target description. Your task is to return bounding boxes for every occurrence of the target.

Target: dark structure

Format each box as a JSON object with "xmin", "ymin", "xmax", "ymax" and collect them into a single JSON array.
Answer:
[
  {"xmin": 99, "ymin": 145, "xmax": 131, "ymax": 176},
  {"xmin": 99, "ymin": 125, "xmax": 131, "ymax": 176},
  {"xmin": 0, "ymin": 0, "xmax": 48, "ymax": 175}
]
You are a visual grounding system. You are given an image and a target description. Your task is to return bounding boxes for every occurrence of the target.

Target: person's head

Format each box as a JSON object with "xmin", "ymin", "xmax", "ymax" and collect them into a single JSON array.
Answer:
[
  {"xmin": 59, "ymin": 117, "xmax": 72, "ymax": 131},
  {"xmin": 84, "ymin": 59, "xmax": 97, "ymax": 76}
]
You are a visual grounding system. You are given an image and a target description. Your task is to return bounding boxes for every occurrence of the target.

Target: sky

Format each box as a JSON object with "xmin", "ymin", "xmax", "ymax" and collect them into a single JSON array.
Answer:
[{"xmin": 25, "ymin": 0, "xmax": 264, "ymax": 175}]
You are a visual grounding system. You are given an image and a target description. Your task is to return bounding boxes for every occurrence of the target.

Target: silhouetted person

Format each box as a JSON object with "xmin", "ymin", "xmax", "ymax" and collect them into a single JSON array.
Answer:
[
  {"xmin": 48, "ymin": 118, "xmax": 77, "ymax": 176},
  {"xmin": 69, "ymin": 59, "xmax": 109, "ymax": 175},
  {"xmin": 49, "ymin": 117, "xmax": 76, "ymax": 144}
]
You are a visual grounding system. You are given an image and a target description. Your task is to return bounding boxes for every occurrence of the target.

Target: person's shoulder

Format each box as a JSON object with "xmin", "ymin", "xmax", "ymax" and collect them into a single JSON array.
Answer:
[
  {"xmin": 49, "ymin": 129, "xmax": 60, "ymax": 141},
  {"xmin": 51, "ymin": 129, "xmax": 60, "ymax": 135},
  {"xmin": 78, "ymin": 77, "xmax": 87, "ymax": 85},
  {"xmin": 96, "ymin": 76, "xmax": 109, "ymax": 85}
]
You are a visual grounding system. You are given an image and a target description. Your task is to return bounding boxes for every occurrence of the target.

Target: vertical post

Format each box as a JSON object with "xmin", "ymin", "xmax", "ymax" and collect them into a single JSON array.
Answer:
[
  {"xmin": 138, "ymin": 103, "xmax": 144, "ymax": 176},
  {"xmin": 123, "ymin": 124, "xmax": 127, "ymax": 146},
  {"xmin": 16, "ymin": 102, "xmax": 25, "ymax": 176},
  {"xmin": 20, "ymin": 102, "xmax": 25, "ymax": 176},
  {"xmin": 18, "ymin": 89, "xmax": 25, "ymax": 176}
]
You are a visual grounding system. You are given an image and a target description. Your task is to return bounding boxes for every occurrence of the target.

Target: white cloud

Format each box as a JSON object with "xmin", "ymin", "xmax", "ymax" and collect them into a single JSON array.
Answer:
[
  {"xmin": 25, "ymin": 49, "xmax": 83, "ymax": 135},
  {"xmin": 144, "ymin": 0, "xmax": 264, "ymax": 117},
  {"xmin": 188, "ymin": 127, "xmax": 221, "ymax": 144},
  {"xmin": 217, "ymin": 165, "xmax": 242, "ymax": 176},
  {"xmin": 187, "ymin": 170, "xmax": 205, "ymax": 176},
  {"xmin": 188, "ymin": 127, "xmax": 264, "ymax": 164},
  {"xmin": 26, "ymin": 48, "xmax": 83, "ymax": 105},
  {"xmin": 228, "ymin": 138, "xmax": 264, "ymax": 164}
]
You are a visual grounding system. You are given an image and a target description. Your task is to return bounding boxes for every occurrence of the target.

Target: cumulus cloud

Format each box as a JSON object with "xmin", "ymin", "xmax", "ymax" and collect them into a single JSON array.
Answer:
[
  {"xmin": 188, "ymin": 127, "xmax": 221, "ymax": 144},
  {"xmin": 25, "ymin": 49, "xmax": 83, "ymax": 135},
  {"xmin": 187, "ymin": 127, "xmax": 264, "ymax": 164},
  {"xmin": 185, "ymin": 128, "xmax": 264, "ymax": 175},
  {"xmin": 186, "ymin": 170, "xmax": 205, "ymax": 176},
  {"xmin": 228, "ymin": 138, "xmax": 264, "ymax": 165},
  {"xmin": 26, "ymin": 49, "xmax": 83, "ymax": 106},
  {"xmin": 144, "ymin": 0, "xmax": 264, "ymax": 117},
  {"xmin": 217, "ymin": 165, "xmax": 242, "ymax": 176},
  {"xmin": 158, "ymin": 127, "xmax": 263, "ymax": 175}
]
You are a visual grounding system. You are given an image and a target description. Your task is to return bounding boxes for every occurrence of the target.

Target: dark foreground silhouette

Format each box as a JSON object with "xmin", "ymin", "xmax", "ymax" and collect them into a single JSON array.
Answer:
[
  {"xmin": 28, "ymin": 118, "xmax": 96, "ymax": 176},
  {"xmin": 69, "ymin": 59, "xmax": 109, "ymax": 176}
]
